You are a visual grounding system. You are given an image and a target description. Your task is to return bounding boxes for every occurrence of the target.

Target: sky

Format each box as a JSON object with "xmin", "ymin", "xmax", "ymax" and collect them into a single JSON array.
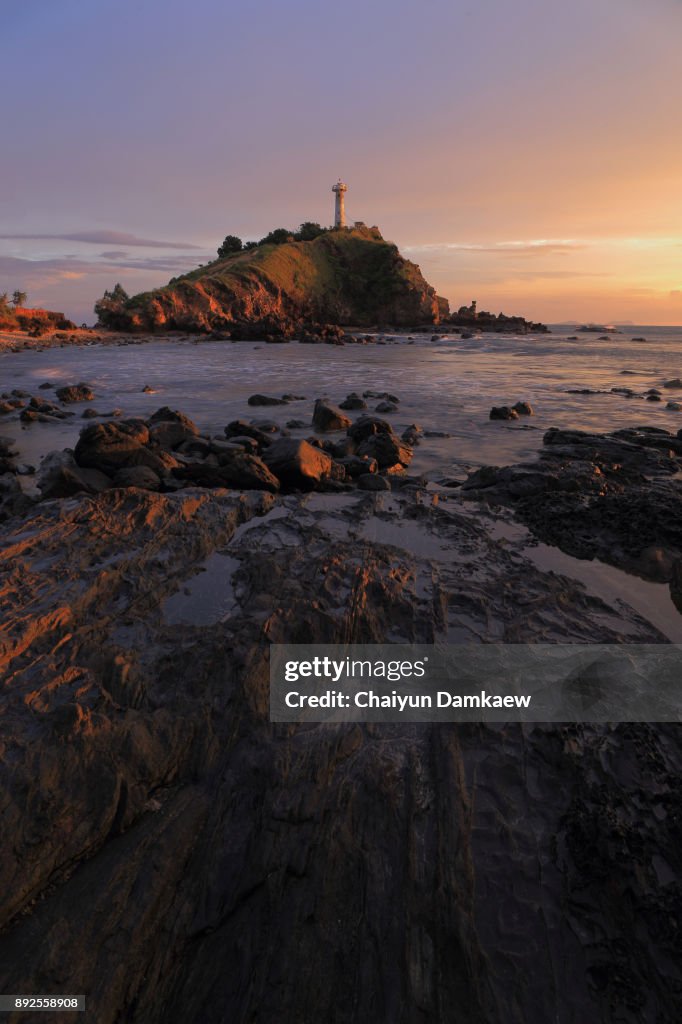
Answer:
[{"xmin": 1, "ymin": 0, "xmax": 681, "ymax": 325}]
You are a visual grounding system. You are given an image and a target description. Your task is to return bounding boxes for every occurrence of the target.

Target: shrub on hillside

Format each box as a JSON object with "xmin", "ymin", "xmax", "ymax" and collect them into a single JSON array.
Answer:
[{"xmin": 217, "ymin": 235, "xmax": 243, "ymax": 258}]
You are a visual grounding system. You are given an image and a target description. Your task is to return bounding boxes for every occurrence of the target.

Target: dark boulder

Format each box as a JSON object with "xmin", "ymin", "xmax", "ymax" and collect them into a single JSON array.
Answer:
[
  {"xmin": 29, "ymin": 397, "xmax": 73, "ymax": 419},
  {"xmin": 174, "ymin": 453, "xmax": 279, "ymax": 493},
  {"xmin": 112, "ymin": 466, "xmax": 162, "ymax": 491},
  {"xmin": 38, "ymin": 452, "xmax": 112, "ymax": 499},
  {"xmin": 262, "ymin": 438, "xmax": 334, "ymax": 490},
  {"xmin": 336, "ymin": 455, "xmax": 379, "ymax": 479},
  {"xmin": 339, "ymin": 394, "xmax": 367, "ymax": 411},
  {"xmin": 347, "ymin": 416, "xmax": 394, "ymax": 444},
  {"xmin": 312, "ymin": 400, "xmax": 352, "ymax": 433},
  {"xmin": 513, "ymin": 401, "xmax": 534, "ymax": 416},
  {"xmin": 224, "ymin": 420, "xmax": 273, "ymax": 449},
  {"xmin": 247, "ymin": 394, "xmax": 288, "ymax": 406},
  {"xmin": 55, "ymin": 383, "xmax": 95, "ymax": 403},
  {"xmin": 356, "ymin": 432, "xmax": 413, "ymax": 470},
  {"xmin": 74, "ymin": 420, "xmax": 178, "ymax": 476},
  {"xmin": 357, "ymin": 473, "xmax": 390, "ymax": 491},
  {"xmin": 148, "ymin": 408, "xmax": 200, "ymax": 449},
  {"xmin": 490, "ymin": 406, "xmax": 519, "ymax": 421}
]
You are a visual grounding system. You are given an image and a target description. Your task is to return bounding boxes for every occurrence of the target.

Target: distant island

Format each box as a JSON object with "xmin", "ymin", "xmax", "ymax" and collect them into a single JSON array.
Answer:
[
  {"xmin": 448, "ymin": 299, "xmax": 549, "ymax": 335},
  {"xmin": 93, "ymin": 224, "xmax": 547, "ymax": 337},
  {"xmin": 94, "ymin": 224, "xmax": 448, "ymax": 335}
]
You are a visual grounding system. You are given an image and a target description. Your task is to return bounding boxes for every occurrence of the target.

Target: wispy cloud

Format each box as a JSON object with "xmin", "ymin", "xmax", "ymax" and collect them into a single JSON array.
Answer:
[
  {"xmin": 0, "ymin": 253, "xmax": 201, "ymax": 293},
  {"xmin": 404, "ymin": 238, "xmax": 588, "ymax": 257},
  {"xmin": 0, "ymin": 230, "xmax": 201, "ymax": 249}
]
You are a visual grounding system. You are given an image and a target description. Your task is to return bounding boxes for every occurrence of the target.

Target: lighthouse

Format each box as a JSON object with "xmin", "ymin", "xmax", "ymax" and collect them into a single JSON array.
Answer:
[{"xmin": 332, "ymin": 179, "xmax": 347, "ymax": 228}]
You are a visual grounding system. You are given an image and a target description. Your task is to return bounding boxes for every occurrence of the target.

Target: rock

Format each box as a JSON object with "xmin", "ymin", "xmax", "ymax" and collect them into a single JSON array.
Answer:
[
  {"xmin": 20, "ymin": 408, "xmax": 64, "ymax": 424},
  {"xmin": 0, "ymin": 402, "xmax": 15, "ymax": 416},
  {"xmin": 74, "ymin": 420, "xmax": 178, "ymax": 476},
  {"xmin": 141, "ymin": 384, "xmax": 156, "ymax": 393},
  {"xmin": 38, "ymin": 451, "xmax": 112, "ymax": 499},
  {"xmin": 82, "ymin": 408, "xmax": 101, "ymax": 419},
  {"xmin": 513, "ymin": 401, "xmax": 534, "ymax": 416},
  {"xmin": 356, "ymin": 432, "xmax": 413, "ymax": 470},
  {"xmin": 463, "ymin": 427, "xmax": 682, "ymax": 580},
  {"xmin": 646, "ymin": 394, "xmax": 662, "ymax": 402},
  {"xmin": 247, "ymin": 394, "xmax": 288, "ymax": 406},
  {"xmin": 174, "ymin": 453, "xmax": 279, "ymax": 493},
  {"xmin": 281, "ymin": 394, "xmax": 306, "ymax": 402},
  {"xmin": 347, "ymin": 416, "xmax": 394, "ymax": 444},
  {"xmin": 38, "ymin": 382, "xmax": 53, "ymax": 390},
  {"xmin": 357, "ymin": 473, "xmax": 390, "ymax": 491},
  {"xmin": 312, "ymin": 400, "xmax": 352, "ymax": 433},
  {"xmin": 112, "ymin": 466, "xmax": 162, "ymax": 491},
  {"xmin": 336, "ymin": 455, "xmax": 379, "ymax": 479},
  {"xmin": 224, "ymin": 420, "xmax": 273, "ymax": 449},
  {"xmin": 29, "ymin": 397, "xmax": 73, "ymax": 419},
  {"xmin": 632, "ymin": 337, "xmax": 647, "ymax": 342},
  {"xmin": 490, "ymin": 406, "xmax": 519, "ymax": 421},
  {"xmin": 339, "ymin": 394, "xmax": 367, "ymax": 411},
  {"xmin": 0, "ymin": 479, "xmax": 677, "ymax": 1023},
  {"xmin": 330, "ymin": 437, "xmax": 357, "ymax": 459},
  {"xmin": 668, "ymin": 403, "xmax": 682, "ymax": 411},
  {"xmin": 249, "ymin": 419, "xmax": 279, "ymax": 433},
  {"xmin": 55, "ymin": 383, "xmax": 95, "ymax": 403},
  {"xmin": 375, "ymin": 402, "xmax": 398, "ymax": 413},
  {"xmin": 663, "ymin": 379, "xmax": 682, "ymax": 388},
  {"xmin": 363, "ymin": 391, "xmax": 399, "ymax": 403},
  {"xmin": 262, "ymin": 438, "xmax": 334, "ymax": 490},
  {"xmin": 211, "ymin": 436, "xmax": 258, "ymax": 455},
  {"xmin": 148, "ymin": 408, "xmax": 200, "ymax": 449},
  {"xmin": 285, "ymin": 419, "xmax": 308, "ymax": 429},
  {"xmin": 402, "ymin": 424, "xmax": 423, "ymax": 442}
]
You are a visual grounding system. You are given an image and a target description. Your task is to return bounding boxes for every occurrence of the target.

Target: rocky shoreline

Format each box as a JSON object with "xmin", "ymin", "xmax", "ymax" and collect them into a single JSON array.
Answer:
[
  {"xmin": 1, "ymin": 345, "xmax": 682, "ymax": 1021},
  {"xmin": 1, "ymin": 467, "xmax": 680, "ymax": 1021}
]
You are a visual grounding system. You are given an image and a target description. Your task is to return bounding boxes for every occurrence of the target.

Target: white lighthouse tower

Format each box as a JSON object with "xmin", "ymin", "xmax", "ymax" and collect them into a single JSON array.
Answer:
[{"xmin": 332, "ymin": 179, "xmax": 348, "ymax": 228}]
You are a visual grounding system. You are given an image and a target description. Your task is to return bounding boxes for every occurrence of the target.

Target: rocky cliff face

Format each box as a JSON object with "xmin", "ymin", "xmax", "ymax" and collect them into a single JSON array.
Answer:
[
  {"xmin": 0, "ymin": 482, "xmax": 679, "ymax": 1023},
  {"xmin": 95, "ymin": 226, "xmax": 448, "ymax": 332},
  {"xmin": 0, "ymin": 306, "xmax": 76, "ymax": 334}
]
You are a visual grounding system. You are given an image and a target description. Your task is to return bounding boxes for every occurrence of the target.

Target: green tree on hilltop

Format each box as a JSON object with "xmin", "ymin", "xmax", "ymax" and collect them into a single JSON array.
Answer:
[
  {"xmin": 12, "ymin": 289, "xmax": 27, "ymax": 308},
  {"xmin": 295, "ymin": 222, "xmax": 326, "ymax": 241},
  {"xmin": 217, "ymin": 235, "xmax": 243, "ymax": 258},
  {"xmin": 94, "ymin": 283, "xmax": 130, "ymax": 326},
  {"xmin": 259, "ymin": 228, "xmax": 294, "ymax": 246}
]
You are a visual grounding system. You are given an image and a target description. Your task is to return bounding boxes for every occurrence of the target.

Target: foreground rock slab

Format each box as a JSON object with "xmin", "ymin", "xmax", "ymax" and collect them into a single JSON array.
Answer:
[{"xmin": 0, "ymin": 486, "xmax": 678, "ymax": 1022}]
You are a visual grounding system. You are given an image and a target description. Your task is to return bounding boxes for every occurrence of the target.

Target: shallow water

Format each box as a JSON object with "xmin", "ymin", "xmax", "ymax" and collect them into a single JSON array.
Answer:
[
  {"xmin": 3, "ymin": 326, "xmax": 682, "ymax": 477},
  {"xmin": 3, "ymin": 325, "xmax": 682, "ymax": 639}
]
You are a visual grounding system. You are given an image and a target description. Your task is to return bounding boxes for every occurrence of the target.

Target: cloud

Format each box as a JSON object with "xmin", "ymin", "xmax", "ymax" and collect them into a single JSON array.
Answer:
[
  {"xmin": 0, "ymin": 230, "xmax": 201, "ymax": 249},
  {"xmin": 404, "ymin": 238, "xmax": 589, "ymax": 257},
  {"xmin": 0, "ymin": 252, "xmax": 201, "ymax": 279}
]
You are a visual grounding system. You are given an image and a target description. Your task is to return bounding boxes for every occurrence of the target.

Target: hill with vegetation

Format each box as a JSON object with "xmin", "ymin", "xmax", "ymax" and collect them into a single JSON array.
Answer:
[
  {"xmin": 0, "ymin": 291, "xmax": 76, "ymax": 335},
  {"xmin": 94, "ymin": 225, "xmax": 449, "ymax": 333}
]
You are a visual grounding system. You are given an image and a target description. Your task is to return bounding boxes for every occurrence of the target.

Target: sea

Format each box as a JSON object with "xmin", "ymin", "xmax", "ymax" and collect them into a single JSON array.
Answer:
[{"xmin": 2, "ymin": 323, "xmax": 682, "ymax": 480}]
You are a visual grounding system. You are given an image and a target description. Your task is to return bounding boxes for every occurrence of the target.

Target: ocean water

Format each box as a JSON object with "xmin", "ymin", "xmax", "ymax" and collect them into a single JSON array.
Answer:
[{"xmin": 2, "ymin": 325, "xmax": 682, "ymax": 479}]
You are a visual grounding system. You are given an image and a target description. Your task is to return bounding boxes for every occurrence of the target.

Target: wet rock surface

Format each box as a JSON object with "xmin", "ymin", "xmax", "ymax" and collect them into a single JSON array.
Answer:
[
  {"xmin": 0, "ymin": 484, "xmax": 678, "ymax": 1023},
  {"xmin": 462, "ymin": 426, "xmax": 682, "ymax": 587}
]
